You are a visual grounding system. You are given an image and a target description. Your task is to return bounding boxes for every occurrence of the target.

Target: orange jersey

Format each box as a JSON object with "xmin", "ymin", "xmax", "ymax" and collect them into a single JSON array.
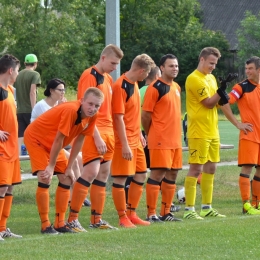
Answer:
[
  {"xmin": 142, "ymin": 78, "xmax": 182, "ymax": 149},
  {"xmin": 0, "ymin": 85, "xmax": 19, "ymax": 162},
  {"xmin": 77, "ymin": 66, "xmax": 113, "ymax": 135},
  {"xmin": 229, "ymin": 79, "xmax": 260, "ymax": 143},
  {"xmin": 24, "ymin": 100, "xmax": 96, "ymax": 151},
  {"xmin": 112, "ymin": 74, "xmax": 141, "ymax": 149}
]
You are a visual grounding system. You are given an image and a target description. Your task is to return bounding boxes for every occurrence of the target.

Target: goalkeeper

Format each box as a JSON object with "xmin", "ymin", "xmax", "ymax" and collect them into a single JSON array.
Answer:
[
  {"xmin": 183, "ymin": 47, "xmax": 234, "ymax": 220},
  {"xmin": 221, "ymin": 56, "xmax": 260, "ymax": 215}
]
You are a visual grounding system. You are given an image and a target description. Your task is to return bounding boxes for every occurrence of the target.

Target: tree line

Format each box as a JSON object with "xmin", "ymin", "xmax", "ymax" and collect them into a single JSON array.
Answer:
[{"xmin": 0, "ymin": 0, "xmax": 259, "ymax": 89}]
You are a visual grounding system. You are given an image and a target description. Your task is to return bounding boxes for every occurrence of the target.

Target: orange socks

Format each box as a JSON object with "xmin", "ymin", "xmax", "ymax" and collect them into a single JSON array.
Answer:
[
  {"xmin": 90, "ymin": 180, "xmax": 106, "ymax": 224},
  {"xmin": 0, "ymin": 197, "xmax": 4, "ymax": 220},
  {"xmin": 54, "ymin": 183, "xmax": 70, "ymax": 228},
  {"xmin": 160, "ymin": 178, "xmax": 176, "ymax": 217},
  {"xmin": 36, "ymin": 183, "xmax": 50, "ymax": 230},
  {"xmin": 146, "ymin": 178, "xmax": 160, "ymax": 217},
  {"xmin": 112, "ymin": 183, "xmax": 127, "ymax": 219},
  {"xmin": 126, "ymin": 180, "xmax": 143, "ymax": 217},
  {"xmin": 251, "ymin": 175, "xmax": 260, "ymax": 207},
  {"xmin": 0, "ymin": 194, "xmax": 13, "ymax": 231},
  {"xmin": 239, "ymin": 174, "xmax": 250, "ymax": 202},
  {"xmin": 68, "ymin": 177, "xmax": 90, "ymax": 222}
]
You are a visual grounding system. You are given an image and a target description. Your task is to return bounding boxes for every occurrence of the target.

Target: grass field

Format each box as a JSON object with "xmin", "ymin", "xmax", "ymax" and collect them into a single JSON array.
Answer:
[{"xmin": 4, "ymin": 120, "xmax": 254, "ymax": 259}]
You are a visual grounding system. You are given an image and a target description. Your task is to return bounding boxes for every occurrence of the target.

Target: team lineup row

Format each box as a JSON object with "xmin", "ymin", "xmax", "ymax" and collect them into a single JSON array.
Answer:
[{"xmin": 0, "ymin": 45, "xmax": 260, "ymax": 241}]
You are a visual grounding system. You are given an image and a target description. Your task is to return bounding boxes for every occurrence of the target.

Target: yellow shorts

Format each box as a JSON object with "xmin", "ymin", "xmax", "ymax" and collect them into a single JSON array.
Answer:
[
  {"xmin": 188, "ymin": 138, "xmax": 220, "ymax": 164},
  {"xmin": 238, "ymin": 139, "xmax": 260, "ymax": 166},
  {"xmin": 149, "ymin": 148, "xmax": 182, "ymax": 170},
  {"xmin": 24, "ymin": 136, "xmax": 68, "ymax": 175},
  {"xmin": 0, "ymin": 159, "xmax": 21, "ymax": 186},
  {"xmin": 82, "ymin": 134, "xmax": 115, "ymax": 165},
  {"xmin": 111, "ymin": 143, "xmax": 147, "ymax": 177}
]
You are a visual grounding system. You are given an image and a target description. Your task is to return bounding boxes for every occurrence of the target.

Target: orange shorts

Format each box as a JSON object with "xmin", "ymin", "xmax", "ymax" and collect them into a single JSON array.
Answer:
[
  {"xmin": 24, "ymin": 137, "xmax": 68, "ymax": 175},
  {"xmin": 149, "ymin": 148, "xmax": 182, "ymax": 170},
  {"xmin": 82, "ymin": 134, "xmax": 115, "ymax": 165},
  {"xmin": 238, "ymin": 139, "xmax": 260, "ymax": 166},
  {"xmin": 111, "ymin": 144, "xmax": 147, "ymax": 177},
  {"xmin": 0, "ymin": 159, "xmax": 21, "ymax": 186}
]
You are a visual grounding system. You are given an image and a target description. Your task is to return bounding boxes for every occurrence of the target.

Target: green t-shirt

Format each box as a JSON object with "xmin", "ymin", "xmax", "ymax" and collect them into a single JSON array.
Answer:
[
  {"xmin": 14, "ymin": 69, "xmax": 41, "ymax": 113},
  {"xmin": 139, "ymin": 85, "xmax": 148, "ymax": 131}
]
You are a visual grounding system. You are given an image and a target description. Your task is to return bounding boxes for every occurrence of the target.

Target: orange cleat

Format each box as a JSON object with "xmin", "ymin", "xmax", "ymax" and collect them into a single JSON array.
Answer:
[
  {"xmin": 128, "ymin": 214, "xmax": 151, "ymax": 226},
  {"xmin": 119, "ymin": 216, "xmax": 136, "ymax": 228}
]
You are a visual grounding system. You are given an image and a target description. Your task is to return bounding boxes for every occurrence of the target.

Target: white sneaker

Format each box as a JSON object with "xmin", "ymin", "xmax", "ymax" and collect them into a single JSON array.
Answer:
[{"xmin": 0, "ymin": 228, "xmax": 22, "ymax": 238}]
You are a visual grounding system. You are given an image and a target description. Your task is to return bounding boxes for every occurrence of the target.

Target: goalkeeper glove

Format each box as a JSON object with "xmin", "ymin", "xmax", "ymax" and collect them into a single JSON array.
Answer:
[
  {"xmin": 218, "ymin": 73, "xmax": 238, "ymax": 91},
  {"xmin": 217, "ymin": 73, "xmax": 238, "ymax": 105}
]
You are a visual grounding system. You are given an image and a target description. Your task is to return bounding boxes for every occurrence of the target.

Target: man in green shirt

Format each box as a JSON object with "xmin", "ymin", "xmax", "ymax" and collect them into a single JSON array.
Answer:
[{"xmin": 14, "ymin": 54, "xmax": 41, "ymax": 154}]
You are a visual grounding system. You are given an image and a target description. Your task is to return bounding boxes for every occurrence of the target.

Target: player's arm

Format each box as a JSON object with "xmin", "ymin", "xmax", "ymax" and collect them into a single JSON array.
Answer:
[
  {"xmin": 93, "ymin": 125, "xmax": 107, "ymax": 155},
  {"xmin": 30, "ymin": 83, "xmax": 37, "ymax": 109},
  {"xmin": 140, "ymin": 129, "xmax": 146, "ymax": 148},
  {"xmin": 221, "ymin": 103, "xmax": 253, "ymax": 134},
  {"xmin": 113, "ymin": 113, "xmax": 132, "ymax": 160},
  {"xmin": 200, "ymin": 93, "xmax": 221, "ymax": 109},
  {"xmin": 141, "ymin": 110, "xmax": 152, "ymax": 136},
  {"xmin": 40, "ymin": 131, "xmax": 65, "ymax": 181},
  {"xmin": 65, "ymin": 133, "xmax": 85, "ymax": 183}
]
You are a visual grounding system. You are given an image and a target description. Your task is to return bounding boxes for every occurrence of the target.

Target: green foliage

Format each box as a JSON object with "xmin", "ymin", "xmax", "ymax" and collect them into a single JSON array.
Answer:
[
  {"xmin": 237, "ymin": 11, "xmax": 260, "ymax": 66},
  {"xmin": 120, "ymin": 0, "xmax": 231, "ymax": 89},
  {"xmin": 0, "ymin": 0, "xmax": 105, "ymax": 88}
]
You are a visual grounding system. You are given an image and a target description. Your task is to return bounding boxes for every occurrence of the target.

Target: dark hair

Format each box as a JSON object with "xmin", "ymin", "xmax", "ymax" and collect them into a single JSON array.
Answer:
[
  {"xmin": 246, "ymin": 56, "xmax": 260, "ymax": 69},
  {"xmin": 159, "ymin": 54, "xmax": 177, "ymax": 67},
  {"xmin": 0, "ymin": 54, "xmax": 20, "ymax": 74},
  {"xmin": 44, "ymin": 78, "xmax": 65, "ymax": 97}
]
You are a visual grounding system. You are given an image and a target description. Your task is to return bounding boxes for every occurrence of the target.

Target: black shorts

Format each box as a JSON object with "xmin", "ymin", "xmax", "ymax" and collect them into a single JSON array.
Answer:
[{"xmin": 17, "ymin": 113, "xmax": 31, "ymax": 137}]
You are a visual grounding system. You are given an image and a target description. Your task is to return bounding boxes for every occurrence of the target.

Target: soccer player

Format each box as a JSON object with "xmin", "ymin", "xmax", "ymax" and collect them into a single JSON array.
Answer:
[
  {"xmin": 183, "ymin": 47, "xmax": 228, "ymax": 220},
  {"xmin": 142, "ymin": 54, "xmax": 182, "ymax": 222},
  {"xmin": 14, "ymin": 54, "xmax": 41, "ymax": 154},
  {"xmin": 0, "ymin": 54, "xmax": 22, "ymax": 241},
  {"xmin": 67, "ymin": 44, "xmax": 124, "ymax": 230},
  {"xmin": 111, "ymin": 54, "xmax": 155, "ymax": 228},
  {"xmin": 124, "ymin": 66, "xmax": 161, "ymax": 202},
  {"xmin": 24, "ymin": 87, "xmax": 104, "ymax": 234},
  {"xmin": 221, "ymin": 56, "xmax": 260, "ymax": 215},
  {"xmin": 30, "ymin": 78, "xmax": 84, "ymax": 206}
]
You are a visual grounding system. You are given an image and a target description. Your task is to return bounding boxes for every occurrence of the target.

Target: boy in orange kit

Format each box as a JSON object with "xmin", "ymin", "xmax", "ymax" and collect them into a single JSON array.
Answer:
[
  {"xmin": 24, "ymin": 88, "xmax": 104, "ymax": 234},
  {"xmin": 142, "ymin": 54, "xmax": 182, "ymax": 222},
  {"xmin": 67, "ymin": 44, "xmax": 123, "ymax": 231},
  {"xmin": 0, "ymin": 54, "xmax": 22, "ymax": 241},
  {"xmin": 111, "ymin": 54, "xmax": 155, "ymax": 228}
]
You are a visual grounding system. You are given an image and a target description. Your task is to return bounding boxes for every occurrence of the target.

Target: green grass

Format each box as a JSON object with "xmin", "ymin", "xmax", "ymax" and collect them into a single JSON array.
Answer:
[
  {"xmin": 3, "ymin": 165, "xmax": 259, "ymax": 260},
  {"xmin": 12, "ymin": 122, "xmax": 246, "ymax": 259}
]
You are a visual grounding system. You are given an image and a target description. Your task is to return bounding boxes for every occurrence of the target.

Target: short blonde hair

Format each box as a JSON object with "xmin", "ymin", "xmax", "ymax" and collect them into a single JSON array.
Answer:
[
  {"xmin": 199, "ymin": 47, "xmax": 221, "ymax": 60},
  {"xmin": 83, "ymin": 87, "xmax": 104, "ymax": 102},
  {"xmin": 101, "ymin": 44, "xmax": 124, "ymax": 59},
  {"xmin": 132, "ymin": 54, "xmax": 155, "ymax": 71}
]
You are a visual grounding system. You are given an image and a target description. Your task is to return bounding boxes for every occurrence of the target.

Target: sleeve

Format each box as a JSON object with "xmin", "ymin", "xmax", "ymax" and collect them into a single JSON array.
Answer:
[
  {"xmin": 142, "ymin": 85, "xmax": 159, "ymax": 112},
  {"xmin": 188, "ymin": 76, "xmax": 211, "ymax": 102},
  {"xmin": 112, "ymin": 82, "xmax": 126, "ymax": 115},
  {"xmin": 77, "ymin": 73, "xmax": 97, "ymax": 99},
  {"xmin": 228, "ymin": 84, "xmax": 243, "ymax": 105},
  {"xmin": 32, "ymin": 72, "xmax": 41, "ymax": 86},
  {"xmin": 58, "ymin": 108, "xmax": 76, "ymax": 137}
]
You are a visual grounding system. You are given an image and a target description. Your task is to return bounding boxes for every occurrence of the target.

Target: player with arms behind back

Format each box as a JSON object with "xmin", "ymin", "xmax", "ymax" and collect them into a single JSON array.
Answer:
[{"xmin": 142, "ymin": 54, "xmax": 182, "ymax": 222}]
